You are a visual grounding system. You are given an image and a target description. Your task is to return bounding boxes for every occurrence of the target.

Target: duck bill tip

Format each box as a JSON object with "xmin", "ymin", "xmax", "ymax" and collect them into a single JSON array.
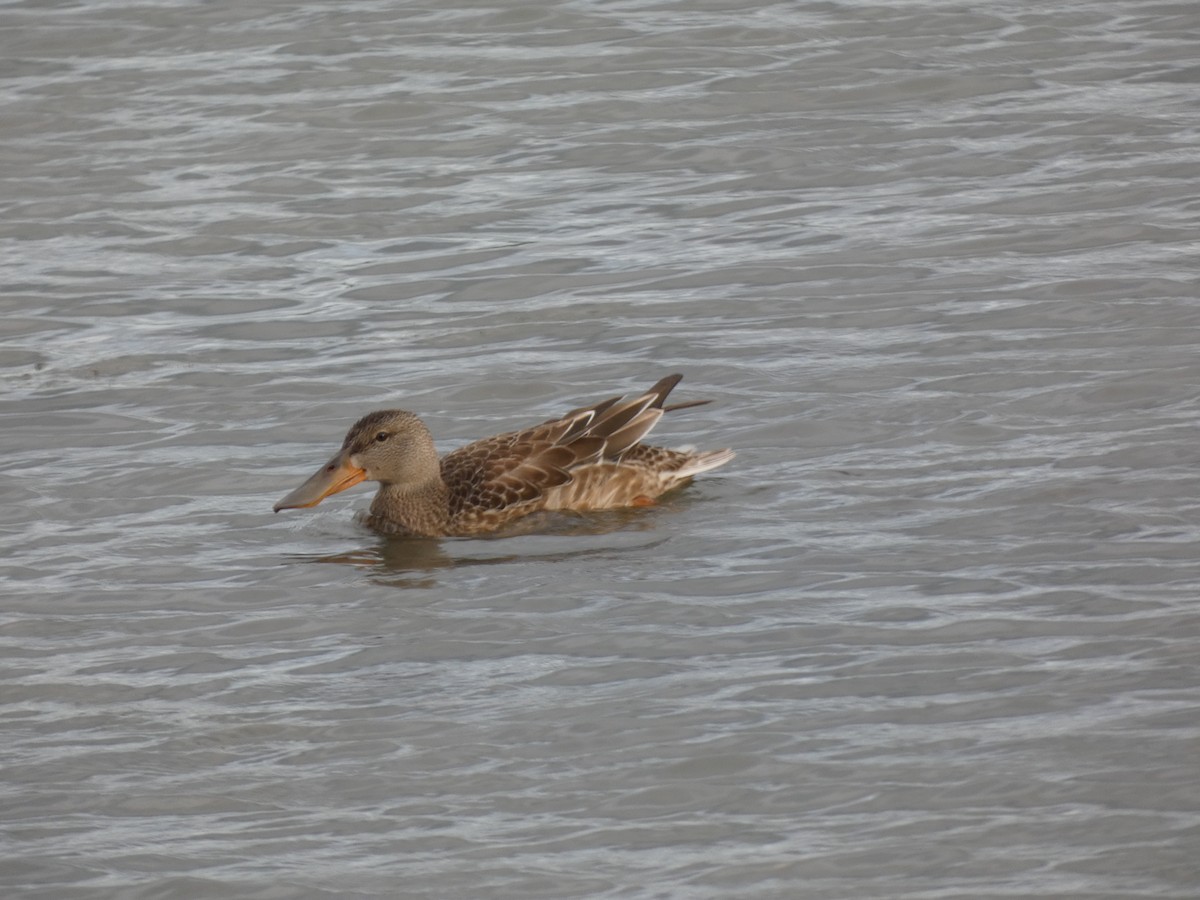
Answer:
[{"xmin": 273, "ymin": 457, "xmax": 367, "ymax": 513}]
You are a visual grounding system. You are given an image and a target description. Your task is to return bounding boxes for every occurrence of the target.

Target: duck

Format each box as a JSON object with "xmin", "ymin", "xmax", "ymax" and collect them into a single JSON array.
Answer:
[{"xmin": 273, "ymin": 374, "xmax": 734, "ymax": 536}]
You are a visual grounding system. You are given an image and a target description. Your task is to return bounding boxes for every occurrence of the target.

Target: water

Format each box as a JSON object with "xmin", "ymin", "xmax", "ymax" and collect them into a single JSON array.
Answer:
[{"xmin": 2, "ymin": 0, "xmax": 1199, "ymax": 897}]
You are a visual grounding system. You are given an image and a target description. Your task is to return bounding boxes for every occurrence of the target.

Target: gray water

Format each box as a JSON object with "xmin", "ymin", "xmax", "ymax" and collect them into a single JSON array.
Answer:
[{"xmin": 2, "ymin": 1, "xmax": 1199, "ymax": 897}]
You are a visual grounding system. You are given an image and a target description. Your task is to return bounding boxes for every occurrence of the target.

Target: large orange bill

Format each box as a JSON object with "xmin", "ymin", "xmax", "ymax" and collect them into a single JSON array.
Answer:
[{"xmin": 273, "ymin": 451, "xmax": 367, "ymax": 512}]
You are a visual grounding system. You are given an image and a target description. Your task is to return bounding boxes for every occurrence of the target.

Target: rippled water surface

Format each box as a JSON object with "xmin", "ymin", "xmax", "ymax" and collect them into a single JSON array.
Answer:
[{"xmin": 3, "ymin": 1, "xmax": 1199, "ymax": 897}]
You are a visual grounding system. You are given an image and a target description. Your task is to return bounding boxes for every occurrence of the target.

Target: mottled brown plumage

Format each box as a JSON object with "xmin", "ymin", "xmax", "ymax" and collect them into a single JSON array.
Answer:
[{"xmin": 273, "ymin": 374, "xmax": 734, "ymax": 536}]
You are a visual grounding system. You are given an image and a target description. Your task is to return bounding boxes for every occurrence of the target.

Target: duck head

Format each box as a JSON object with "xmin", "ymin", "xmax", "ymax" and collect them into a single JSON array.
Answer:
[{"xmin": 273, "ymin": 410, "xmax": 439, "ymax": 512}]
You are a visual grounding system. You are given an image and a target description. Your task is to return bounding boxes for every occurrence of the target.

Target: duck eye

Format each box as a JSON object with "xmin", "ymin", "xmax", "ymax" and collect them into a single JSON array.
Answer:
[{"xmin": 375, "ymin": 431, "xmax": 389, "ymax": 442}]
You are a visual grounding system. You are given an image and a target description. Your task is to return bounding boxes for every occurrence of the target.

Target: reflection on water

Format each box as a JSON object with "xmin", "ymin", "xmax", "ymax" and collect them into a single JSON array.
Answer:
[
  {"xmin": 293, "ymin": 541, "xmax": 449, "ymax": 586},
  {"xmin": 289, "ymin": 506, "xmax": 680, "ymax": 580}
]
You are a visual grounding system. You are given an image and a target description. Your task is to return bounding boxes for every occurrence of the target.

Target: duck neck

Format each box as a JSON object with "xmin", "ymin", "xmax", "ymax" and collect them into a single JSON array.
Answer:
[{"xmin": 369, "ymin": 475, "xmax": 451, "ymax": 537}]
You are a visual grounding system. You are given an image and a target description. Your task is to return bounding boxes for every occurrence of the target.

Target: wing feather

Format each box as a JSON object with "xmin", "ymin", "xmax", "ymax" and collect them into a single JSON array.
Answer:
[{"xmin": 441, "ymin": 374, "xmax": 701, "ymax": 517}]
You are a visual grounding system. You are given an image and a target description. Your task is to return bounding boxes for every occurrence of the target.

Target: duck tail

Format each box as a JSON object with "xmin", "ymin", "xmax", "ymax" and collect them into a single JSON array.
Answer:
[{"xmin": 675, "ymin": 448, "xmax": 735, "ymax": 478}]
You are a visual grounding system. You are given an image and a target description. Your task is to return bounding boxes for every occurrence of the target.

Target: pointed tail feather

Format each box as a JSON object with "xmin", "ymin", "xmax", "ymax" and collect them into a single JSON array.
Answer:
[
  {"xmin": 675, "ymin": 448, "xmax": 735, "ymax": 478},
  {"xmin": 663, "ymin": 398, "xmax": 711, "ymax": 413}
]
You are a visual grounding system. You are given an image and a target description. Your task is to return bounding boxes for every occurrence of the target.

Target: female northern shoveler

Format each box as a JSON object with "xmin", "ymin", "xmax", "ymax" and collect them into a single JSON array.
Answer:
[{"xmin": 273, "ymin": 374, "xmax": 734, "ymax": 536}]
